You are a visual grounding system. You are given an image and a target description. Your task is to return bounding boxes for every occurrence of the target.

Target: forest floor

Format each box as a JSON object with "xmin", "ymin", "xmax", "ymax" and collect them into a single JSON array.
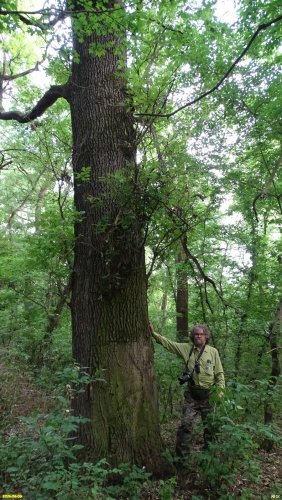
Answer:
[
  {"xmin": 1, "ymin": 349, "xmax": 281, "ymax": 500},
  {"xmin": 157, "ymin": 418, "xmax": 282, "ymax": 500}
]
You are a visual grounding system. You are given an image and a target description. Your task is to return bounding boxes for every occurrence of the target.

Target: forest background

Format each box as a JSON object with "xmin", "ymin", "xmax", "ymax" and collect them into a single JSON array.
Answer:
[{"xmin": 0, "ymin": 0, "xmax": 281, "ymax": 498}]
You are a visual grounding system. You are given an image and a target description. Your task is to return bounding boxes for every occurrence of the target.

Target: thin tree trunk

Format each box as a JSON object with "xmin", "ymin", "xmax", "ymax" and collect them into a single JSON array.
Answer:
[
  {"xmin": 160, "ymin": 291, "xmax": 168, "ymax": 331},
  {"xmin": 262, "ymin": 299, "xmax": 282, "ymax": 451},
  {"xmin": 34, "ymin": 185, "xmax": 48, "ymax": 232},
  {"xmin": 175, "ymin": 236, "xmax": 188, "ymax": 341},
  {"xmin": 234, "ymin": 222, "xmax": 257, "ymax": 374},
  {"xmin": 35, "ymin": 279, "xmax": 71, "ymax": 366}
]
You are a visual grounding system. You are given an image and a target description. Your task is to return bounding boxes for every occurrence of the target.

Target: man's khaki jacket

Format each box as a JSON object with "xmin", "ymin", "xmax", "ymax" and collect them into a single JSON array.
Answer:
[{"xmin": 152, "ymin": 331, "xmax": 225, "ymax": 390}]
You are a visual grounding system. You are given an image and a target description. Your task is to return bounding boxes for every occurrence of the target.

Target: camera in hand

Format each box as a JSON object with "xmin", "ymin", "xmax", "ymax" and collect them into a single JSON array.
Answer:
[{"xmin": 178, "ymin": 371, "xmax": 193, "ymax": 385}]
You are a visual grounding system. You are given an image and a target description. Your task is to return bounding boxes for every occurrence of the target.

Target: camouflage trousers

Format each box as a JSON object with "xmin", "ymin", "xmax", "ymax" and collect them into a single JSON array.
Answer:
[{"xmin": 175, "ymin": 390, "xmax": 212, "ymax": 460}]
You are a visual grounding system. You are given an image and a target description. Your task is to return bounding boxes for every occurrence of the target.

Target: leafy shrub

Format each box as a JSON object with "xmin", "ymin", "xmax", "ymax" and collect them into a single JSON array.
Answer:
[
  {"xmin": 193, "ymin": 384, "xmax": 282, "ymax": 498},
  {"xmin": 195, "ymin": 419, "xmax": 260, "ymax": 496},
  {"xmin": 0, "ymin": 410, "xmax": 151, "ymax": 499},
  {"xmin": 158, "ymin": 476, "xmax": 177, "ymax": 500}
]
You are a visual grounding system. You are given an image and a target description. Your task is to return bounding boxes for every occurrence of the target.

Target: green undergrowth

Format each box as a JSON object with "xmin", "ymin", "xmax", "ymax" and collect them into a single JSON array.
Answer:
[
  {"xmin": 0, "ymin": 363, "xmax": 175, "ymax": 499},
  {"xmin": 0, "ymin": 406, "xmax": 154, "ymax": 499},
  {"xmin": 1, "ymin": 356, "xmax": 282, "ymax": 500}
]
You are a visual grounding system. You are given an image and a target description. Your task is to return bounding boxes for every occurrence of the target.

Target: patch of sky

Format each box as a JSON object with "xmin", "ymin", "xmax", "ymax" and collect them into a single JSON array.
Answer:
[{"xmin": 214, "ymin": 0, "xmax": 238, "ymax": 25}]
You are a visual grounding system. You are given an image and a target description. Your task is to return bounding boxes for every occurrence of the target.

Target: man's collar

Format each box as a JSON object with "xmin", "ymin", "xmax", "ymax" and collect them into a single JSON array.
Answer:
[{"xmin": 194, "ymin": 344, "xmax": 207, "ymax": 351}]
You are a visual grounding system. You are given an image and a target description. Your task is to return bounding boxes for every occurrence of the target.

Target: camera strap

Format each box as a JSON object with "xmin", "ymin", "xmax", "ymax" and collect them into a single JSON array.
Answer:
[
  {"xmin": 184, "ymin": 346, "xmax": 194, "ymax": 372},
  {"xmin": 184, "ymin": 344, "xmax": 206, "ymax": 377}
]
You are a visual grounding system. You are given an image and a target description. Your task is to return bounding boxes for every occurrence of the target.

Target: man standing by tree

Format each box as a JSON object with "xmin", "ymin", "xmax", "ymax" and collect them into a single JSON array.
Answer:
[{"xmin": 149, "ymin": 322, "xmax": 225, "ymax": 465}]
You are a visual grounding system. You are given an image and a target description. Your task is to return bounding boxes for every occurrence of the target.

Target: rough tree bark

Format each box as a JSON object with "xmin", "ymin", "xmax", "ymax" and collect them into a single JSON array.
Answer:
[{"xmin": 68, "ymin": 1, "xmax": 168, "ymax": 472}]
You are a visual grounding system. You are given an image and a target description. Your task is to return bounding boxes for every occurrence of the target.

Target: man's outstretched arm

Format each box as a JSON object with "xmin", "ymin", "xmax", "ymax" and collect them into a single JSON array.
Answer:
[{"xmin": 149, "ymin": 321, "xmax": 189, "ymax": 361}]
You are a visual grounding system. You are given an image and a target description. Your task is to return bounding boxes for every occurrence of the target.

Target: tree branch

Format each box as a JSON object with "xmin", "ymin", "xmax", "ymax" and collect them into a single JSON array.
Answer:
[
  {"xmin": 135, "ymin": 15, "xmax": 282, "ymax": 119},
  {"xmin": 0, "ymin": 8, "xmax": 66, "ymax": 29},
  {"xmin": 2, "ymin": 62, "xmax": 40, "ymax": 81},
  {"xmin": 0, "ymin": 7, "xmax": 123, "ymax": 16},
  {"xmin": 0, "ymin": 84, "xmax": 69, "ymax": 123},
  {"xmin": 2, "ymin": 39, "xmax": 52, "ymax": 82},
  {"xmin": 0, "ymin": 152, "xmax": 12, "ymax": 170},
  {"xmin": 0, "ymin": 6, "xmax": 124, "ymax": 29},
  {"xmin": 8, "ymin": 282, "xmax": 47, "ymax": 310},
  {"xmin": 252, "ymin": 151, "xmax": 282, "ymax": 222},
  {"xmin": 181, "ymin": 239, "xmax": 228, "ymax": 306},
  {"xmin": 7, "ymin": 168, "xmax": 46, "ymax": 230},
  {"xmin": 149, "ymin": 18, "xmax": 184, "ymax": 36}
]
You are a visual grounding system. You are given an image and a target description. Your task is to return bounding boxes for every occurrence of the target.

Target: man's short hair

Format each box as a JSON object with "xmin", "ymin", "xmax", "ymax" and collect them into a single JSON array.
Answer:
[{"xmin": 190, "ymin": 324, "xmax": 211, "ymax": 342}]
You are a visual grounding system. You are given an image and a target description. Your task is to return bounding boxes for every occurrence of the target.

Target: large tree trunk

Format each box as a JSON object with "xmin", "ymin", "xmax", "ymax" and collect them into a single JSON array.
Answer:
[{"xmin": 69, "ymin": 2, "xmax": 168, "ymax": 473}]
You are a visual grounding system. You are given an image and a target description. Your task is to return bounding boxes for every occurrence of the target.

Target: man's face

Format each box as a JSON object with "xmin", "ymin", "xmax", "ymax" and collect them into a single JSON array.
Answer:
[{"xmin": 193, "ymin": 328, "xmax": 206, "ymax": 348}]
